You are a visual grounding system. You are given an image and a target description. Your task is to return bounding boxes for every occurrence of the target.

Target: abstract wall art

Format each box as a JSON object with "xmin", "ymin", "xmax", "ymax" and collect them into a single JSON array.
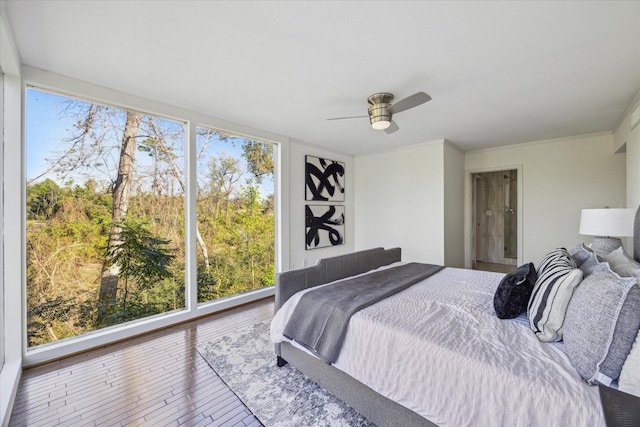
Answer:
[
  {"xmin": 305, "ymin": 155, "xmax": 345, "ymax": 201},
  {"xmin": 305, "ymin": 205, "xmax": 345, "ymax": 249}
]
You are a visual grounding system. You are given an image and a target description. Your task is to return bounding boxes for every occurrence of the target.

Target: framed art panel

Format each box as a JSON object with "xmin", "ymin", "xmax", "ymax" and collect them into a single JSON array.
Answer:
[
  {"xmin": 305, "ymin": 205, "xmax": 345, "ymax": 250},
  {"xmin": 305, "ymin": 155, "xmax": 345, "ymax": 201}
]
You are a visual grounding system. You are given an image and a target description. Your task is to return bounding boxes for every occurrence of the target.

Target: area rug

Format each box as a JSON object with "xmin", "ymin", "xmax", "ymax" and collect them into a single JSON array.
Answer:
[{"xmin": 197, "ymin": 321, "xmax": 375, "ymax": 427}]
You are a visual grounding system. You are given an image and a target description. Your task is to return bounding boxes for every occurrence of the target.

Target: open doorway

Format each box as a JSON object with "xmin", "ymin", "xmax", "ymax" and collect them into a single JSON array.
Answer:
[{"xmin": 472, "ymin": 169, "xmax": 518, "ymax": 273}]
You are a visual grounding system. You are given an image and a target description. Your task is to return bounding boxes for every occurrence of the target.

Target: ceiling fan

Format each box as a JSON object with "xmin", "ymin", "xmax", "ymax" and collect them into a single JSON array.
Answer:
[{"xmin": 327, "ymin": 92, "xmax": 431, "ymax": 134}]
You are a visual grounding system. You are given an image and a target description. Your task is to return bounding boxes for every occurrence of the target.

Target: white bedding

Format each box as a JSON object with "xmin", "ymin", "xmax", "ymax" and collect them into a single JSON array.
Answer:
[{"xmin": 271, "ymin": 265, "xmax": 604, "ymax": 427}]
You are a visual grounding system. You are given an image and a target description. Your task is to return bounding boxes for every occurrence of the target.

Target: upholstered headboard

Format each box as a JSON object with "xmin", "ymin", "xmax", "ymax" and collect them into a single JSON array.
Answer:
[
  {"xmin": 275, "ymin": 247, "xmax": 401, "ymax": 310},
  {"xmin": 634, "ymin": 205, "xmax": 640, "ymax": 263}
]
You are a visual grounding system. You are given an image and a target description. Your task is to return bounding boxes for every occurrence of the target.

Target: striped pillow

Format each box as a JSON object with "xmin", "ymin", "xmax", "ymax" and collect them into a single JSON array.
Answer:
[{"xmin": 528, "ymin": 248, "xmax": 583, "ymax": 342}]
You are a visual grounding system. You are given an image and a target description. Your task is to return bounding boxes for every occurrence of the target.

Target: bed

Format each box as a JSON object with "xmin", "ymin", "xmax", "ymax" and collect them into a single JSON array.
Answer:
[{"xmin": 270, "ymin": 208, "xmax": 640, "ymax": 426}]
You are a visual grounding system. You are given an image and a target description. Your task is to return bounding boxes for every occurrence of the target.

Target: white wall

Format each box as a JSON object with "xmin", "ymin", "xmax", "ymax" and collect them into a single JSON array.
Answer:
[
  {"xmin": 613, "ymin": 90, "xmax": 640, "ymax": 257},
  {"xmin": 443, "ymin": 142, "xmax": 465, "ymax": 267},
  {"xmin": 354, "ymin": 141, "xmax": 446, "ymax": 264},
  {"xmin": 1, "ymin": 1, "xmax": 23, "ymax": 424},
  {"xmin": 626, "ymin": 113, "xmax": 640, "ymax": 215},
  {"xmin": 466, "ymin": 133, "xmax": 627, "ymax": 265},
  {"xmin": 627, "ymin": 126, "xmax": 640, "ymax": 258},
  {"xmin": 1, "ymin": 73, "xmax": 22, "ymax": 427},
  {"xmin": 285, "ymin": 139, "xmax": 354, "ymax": 270},
  {"xmin": 613, "ymin": 91, "xmax": 640, "ymax": 211}
]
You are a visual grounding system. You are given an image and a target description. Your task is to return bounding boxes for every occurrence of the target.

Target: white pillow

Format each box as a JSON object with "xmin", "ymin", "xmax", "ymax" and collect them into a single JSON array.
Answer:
[
  {"xmin": 619, "ymin": 328, "xmax": 640, "ymax": 397},
  {"xmin": 604, "ymin": 247, "xmax": 640, "ymax": 279}
]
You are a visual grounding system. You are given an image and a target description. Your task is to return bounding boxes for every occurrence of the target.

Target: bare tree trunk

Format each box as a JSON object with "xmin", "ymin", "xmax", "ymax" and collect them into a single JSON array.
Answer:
[
  {"xmin": 196, "ymin": 231, "xmax": 210, "ymax": 271},
  {"xmin": 98, "ymin": 111, "xmax": 141, "ymax": 321},
  {"xmin": 112, "ymin": 112, "xmax": 141, "ymax": 224},
  {"xmin": 147, "ymin": 118, "xmax": 211, "ymax": 271}
]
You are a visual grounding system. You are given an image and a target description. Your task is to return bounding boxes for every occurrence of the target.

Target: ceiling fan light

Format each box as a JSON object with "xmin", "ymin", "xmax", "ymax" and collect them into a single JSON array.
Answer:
[
  {"xmin": 368, "ymin": 101, "xmax": 392, "ymax": 131},
  {"xmin": 371, "ymin": 119, "xmax": 391, "ymax": 130}
]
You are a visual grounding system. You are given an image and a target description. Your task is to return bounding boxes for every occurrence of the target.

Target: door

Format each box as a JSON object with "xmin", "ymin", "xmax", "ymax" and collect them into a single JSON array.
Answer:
[{"xmin": 472, "ymin": 169, "xmax": 518, "ymax": 270}]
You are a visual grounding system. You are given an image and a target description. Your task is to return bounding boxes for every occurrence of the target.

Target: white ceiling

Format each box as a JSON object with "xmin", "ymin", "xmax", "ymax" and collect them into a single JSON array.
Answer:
[{"xmin": 5, "ymin": 1, "xmax": 640, "ymax": 155}]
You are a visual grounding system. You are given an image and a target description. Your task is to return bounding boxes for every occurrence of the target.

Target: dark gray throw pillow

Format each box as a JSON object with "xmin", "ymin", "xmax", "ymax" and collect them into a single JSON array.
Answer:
[{"xmin": 494, "ymin": 262, "xmax": 538, "ymax": 319}]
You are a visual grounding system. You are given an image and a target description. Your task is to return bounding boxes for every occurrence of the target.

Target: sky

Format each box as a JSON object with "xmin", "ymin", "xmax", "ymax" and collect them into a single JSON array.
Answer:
[
  {"xmin": 26, "ymin": 88, "xmax": 274, "ymax": 197},
  {"xmin": 26, "ymin": 89, "xmax": 81, "ymax": 181}
]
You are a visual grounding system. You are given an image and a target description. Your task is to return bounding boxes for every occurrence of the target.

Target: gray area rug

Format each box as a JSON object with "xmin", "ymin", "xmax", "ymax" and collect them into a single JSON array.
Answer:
[{"xmin": 197, "ymin": 321, "xmax": 376, "ymax": 427}]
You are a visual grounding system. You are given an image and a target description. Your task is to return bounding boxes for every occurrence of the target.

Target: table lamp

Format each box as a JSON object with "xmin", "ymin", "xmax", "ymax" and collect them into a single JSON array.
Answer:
[{"xmin": 579, "ymin": 208, "xmax": 635, "ymax": 256}]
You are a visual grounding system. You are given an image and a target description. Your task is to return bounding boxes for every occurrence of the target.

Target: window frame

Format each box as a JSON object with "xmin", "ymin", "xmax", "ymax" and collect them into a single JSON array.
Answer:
[
  {"xmin": 1, "ymin": 68, "xmax": 5, "ymax": 372},
  {"xmin": 21, "ymin": 68, "xmax": 281, "ymax": 367},
  {"xmin": 1, "ymin": 52, "xmax": 24, "ymax": 427},
  {"xmin": 193, "ymin": 125, "xmax": 276, "ymax": 305}
]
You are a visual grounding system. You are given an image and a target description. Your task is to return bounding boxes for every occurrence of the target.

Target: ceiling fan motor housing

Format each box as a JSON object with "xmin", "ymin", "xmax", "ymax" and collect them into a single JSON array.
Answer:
[{"xmin": 368, "ymin": 92, "xmax": 394, "ymax": 129}]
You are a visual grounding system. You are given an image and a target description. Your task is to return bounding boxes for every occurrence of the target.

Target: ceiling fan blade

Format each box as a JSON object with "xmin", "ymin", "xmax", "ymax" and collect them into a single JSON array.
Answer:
[
  {"xmin": 326, "ymin": 115, "xmax": 369, "ymax": 121},
  {"xmin": 388, "ymin": 92, "xmax": 431, "ymax": 115},
  {"xmin": 384, "ymin": 121, "xmax": 399, "ymax": 134}
]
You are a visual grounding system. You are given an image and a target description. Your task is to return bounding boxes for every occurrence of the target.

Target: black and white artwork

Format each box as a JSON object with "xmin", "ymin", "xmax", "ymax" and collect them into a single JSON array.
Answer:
[
  {"xmin": 305, "ymin": 155, "xmax": 345, "ymax": 201},
  {"xmin": 305, "ymin": 205, "xmax": 345, "ymax": 250}
]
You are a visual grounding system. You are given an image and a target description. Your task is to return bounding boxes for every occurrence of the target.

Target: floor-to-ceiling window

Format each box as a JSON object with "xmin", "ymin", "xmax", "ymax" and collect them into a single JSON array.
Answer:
[
  {"xmin": 195, "ymin": 127, "xmax": 274, "ymax": 304},
  {"xmin": 26, "ymin": 88, "xmax": 187, "ymax": 347},
  {"xmin": 25, "ymin": 86, "xmax": 277, "ymax": 352},
  {"xmin": 0, "ymin": 67, "xmax": 5, "ymax": 369}
]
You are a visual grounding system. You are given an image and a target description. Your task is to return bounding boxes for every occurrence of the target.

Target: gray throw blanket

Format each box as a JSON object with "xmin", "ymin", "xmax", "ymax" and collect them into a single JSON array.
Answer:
[{"xmin": 283, "ymin": 262, "xmax": 444, "ymax": 363}]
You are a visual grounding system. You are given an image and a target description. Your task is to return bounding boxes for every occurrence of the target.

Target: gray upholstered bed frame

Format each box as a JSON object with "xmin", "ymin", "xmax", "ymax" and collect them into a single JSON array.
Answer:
[
  {"xmin": 273, "ymin": 206, "xmax": 640, "ymax": 427},
  {"xmin": 635, "ymin": 205, "xmax": 640, "ymax": 262},
  {"xmin": 274, "ymin": 247, "xmax": 437, "ymax": 427}
]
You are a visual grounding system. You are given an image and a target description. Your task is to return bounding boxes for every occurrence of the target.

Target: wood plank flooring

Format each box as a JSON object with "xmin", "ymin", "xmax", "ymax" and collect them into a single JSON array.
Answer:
[
  {"xmin": 9, "ymin": 298, "xmax": 275, "ymax": 427},
  {"xmin": 473, "ymin": 261, "xmax": 515, "ymax": 274}
]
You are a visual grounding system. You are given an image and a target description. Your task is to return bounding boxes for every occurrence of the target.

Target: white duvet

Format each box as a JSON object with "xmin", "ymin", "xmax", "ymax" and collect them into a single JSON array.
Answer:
[{"xmin": 271, "ymin": 265, "xmax": 604, "ymax": 427}]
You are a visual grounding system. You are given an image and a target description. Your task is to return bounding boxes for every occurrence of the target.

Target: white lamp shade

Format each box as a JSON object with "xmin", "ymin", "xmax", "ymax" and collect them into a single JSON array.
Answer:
[{"xmin": 579, "ymin": 208, "xmax": 635, "ymax": 237}]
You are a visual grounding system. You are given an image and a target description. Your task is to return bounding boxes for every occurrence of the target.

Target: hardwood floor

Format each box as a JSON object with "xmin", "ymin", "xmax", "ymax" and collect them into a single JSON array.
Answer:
[
  {"xmin": 9, "ymin": 298, "xmax": 275, "ymax": 427},
  {"xmin": 473, "ymin": 261, "xmax": 515, "ymax": 274}
]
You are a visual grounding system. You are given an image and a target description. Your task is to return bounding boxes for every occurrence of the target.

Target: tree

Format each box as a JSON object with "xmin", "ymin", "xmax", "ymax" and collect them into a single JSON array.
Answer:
[
  {"xmin": 30, "ymin": 98, "xmax": 188, "ymax": 325},
  {"xmin": 26, "ymin": 180, "xmax": 111, "ymax": 345},
  {"xmin": 143, "ymin": 119, "xmax": 211, "ymax": 271},
  {"xmin": 208, "ymin": 155, "xmax": 242, "ymax": 225},
  {"xmin": 242, "ymin": 140, "xmax": 274, "ymax": 184},
  {"xmin": 104, "ymin": 217, "xmax": 175, "ymax": 323},
  {"xmin": 98, "ymin": 111, "xmax": 141, "ymax": 320},
  {"xmin": 26, "ymin": 89, "xmax": 276, "ymax": 345},
  {"xmin": 27, "ymin": 179, "xmax": 63, "ymax": 220}
]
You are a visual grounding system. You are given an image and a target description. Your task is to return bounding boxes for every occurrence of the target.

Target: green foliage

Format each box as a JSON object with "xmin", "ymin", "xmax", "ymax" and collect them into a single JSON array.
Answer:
[
  {"xmin": 97, "ymin": 277, "xmax": 184, "ymax": 326},
  {"xmin": 242, "ymin": 140, "xmax": 274, "ymax": 184},
  {"xmin": 96, "ymin": 217, "xmax": 180, "ymax": 326},
  {"xmin": 27, "ymin": 179, "xmax": 63, "ymax": 220},
  {"xmin": 27, "ymin": 296, "xmax": 80, "ymax": 346},
  {"xmin": 26, "ymin": 103, "xmax": 275, "ymax": 347},
  {"xmin": 194, "ymin": 183, "xmax": 274, "ymax": 302},
  {"xmin": 107, "ymin": 217, "xmax": 176, "ymax": 289},
  {"xmin": 27, "ymin": 173, "xmax": 275, "ymax": 346}
]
